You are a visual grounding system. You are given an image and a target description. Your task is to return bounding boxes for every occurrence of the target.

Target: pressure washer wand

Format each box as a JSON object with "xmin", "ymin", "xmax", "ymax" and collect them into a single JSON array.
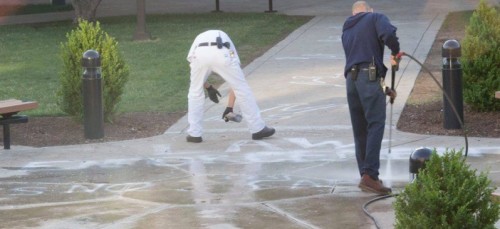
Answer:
[
  {"xmin": 390, "ymin": 60, "xmax": 398, "ymax": 104},
  {"xmin": 388, "ymin": 66, "xmax": 396, "ymax": 154},
  {"xmin": 388, "ymin": 55, "xmax": 399, "ymax": 154}
]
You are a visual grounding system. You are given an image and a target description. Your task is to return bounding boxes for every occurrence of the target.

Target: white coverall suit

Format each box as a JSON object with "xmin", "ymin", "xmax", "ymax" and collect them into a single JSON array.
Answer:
[{"xmin": 186, "ymin": 30, "xmax": 266, "ymax": 137}]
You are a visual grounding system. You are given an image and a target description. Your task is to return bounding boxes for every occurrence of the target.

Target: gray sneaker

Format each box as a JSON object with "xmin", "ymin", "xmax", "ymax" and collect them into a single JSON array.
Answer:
[{"xmin": 186, "ymin": 135, "xmax": 202, "ymax": 143}]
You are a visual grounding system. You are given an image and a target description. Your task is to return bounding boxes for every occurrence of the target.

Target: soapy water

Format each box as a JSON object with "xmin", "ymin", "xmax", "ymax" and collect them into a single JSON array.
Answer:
[{"xmin": 384, "ymin": 153, "xmax": 393, "ymax": 188}]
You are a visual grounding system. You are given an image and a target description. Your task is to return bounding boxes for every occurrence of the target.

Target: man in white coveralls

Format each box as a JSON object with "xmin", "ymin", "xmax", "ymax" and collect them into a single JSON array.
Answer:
[{"xmin": 185, "ymin": 30, "xmax": 275, "ymax": 143}]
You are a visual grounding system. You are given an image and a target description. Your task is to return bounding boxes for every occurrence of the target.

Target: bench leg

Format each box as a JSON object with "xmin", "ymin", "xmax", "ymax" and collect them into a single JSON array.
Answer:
[{"xmin": 2, "ymin": 124, "xmax": 10, "ymax": 150}]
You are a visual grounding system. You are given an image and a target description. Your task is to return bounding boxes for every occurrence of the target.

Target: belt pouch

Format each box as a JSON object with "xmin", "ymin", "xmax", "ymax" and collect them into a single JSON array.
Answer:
[
  {"xmin": 216, "ymin": 36, "xmax": 223, "ymax": 49},
  {"xmin": 350, "ymin": 65, "xmax": 358, "ymax": 81},
  {"xmin": 368, "ymin": 63, "xmax": 377, "ymax": 81}
]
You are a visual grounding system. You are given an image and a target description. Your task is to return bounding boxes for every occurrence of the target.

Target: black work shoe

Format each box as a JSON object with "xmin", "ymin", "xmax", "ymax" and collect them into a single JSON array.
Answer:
[
  {"xmin": 186, "ymin": 135, "xmax": 202, "ymax": 143},
  {"xmin": 252, "ymin": 126, "xmax": 275, "ymax": 140}
]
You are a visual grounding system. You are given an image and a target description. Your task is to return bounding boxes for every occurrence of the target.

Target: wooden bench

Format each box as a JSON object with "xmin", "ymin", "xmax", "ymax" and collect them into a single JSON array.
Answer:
[{"xmin": 0, "ymin": 99, "xmax": 38, "ymax": 149}]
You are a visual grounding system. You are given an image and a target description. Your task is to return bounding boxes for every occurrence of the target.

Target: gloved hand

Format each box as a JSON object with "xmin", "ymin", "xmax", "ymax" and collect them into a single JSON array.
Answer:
[
  {"xmin": 206, "ymin": 85, "xmax": 221, "ymax": 103},
  {"xmin": 222, "ymin": 107, "xmax": 233, "ymax": 122}
]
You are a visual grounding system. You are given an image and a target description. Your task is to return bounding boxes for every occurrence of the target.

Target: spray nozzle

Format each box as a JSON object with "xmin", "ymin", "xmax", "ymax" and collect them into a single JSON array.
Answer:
[{"xmin": 396, "ymin": 51, "xmax": 405, "ymax": 59}]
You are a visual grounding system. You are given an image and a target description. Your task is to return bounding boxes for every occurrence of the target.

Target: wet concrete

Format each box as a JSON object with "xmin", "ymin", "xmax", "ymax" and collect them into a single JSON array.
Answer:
[{"xmin": 1, "ymin": 0, "xmax": 499, "ymax": 228}]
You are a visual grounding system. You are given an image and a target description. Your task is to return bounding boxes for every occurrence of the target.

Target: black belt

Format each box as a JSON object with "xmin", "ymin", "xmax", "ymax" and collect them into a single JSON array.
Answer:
[
  {"xmin": 198, "ymin": 41, "xmax": 231, "ymax": 49},
  {"xmin": 198, "ymin": 42, "xmax": 218, "ymax": 47},
  {"xmin": 350, "ymin": 63, "xmax": 376, "ymax": 81},
  {"xmin": 350, "ymin": 64, "xmax": 370, "ymax": 74}
]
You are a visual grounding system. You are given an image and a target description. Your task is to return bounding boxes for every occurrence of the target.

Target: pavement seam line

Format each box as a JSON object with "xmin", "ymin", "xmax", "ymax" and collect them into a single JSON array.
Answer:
[
  {"xmin": 395, "ymin": 13, "xmax": 440, "ymax": 90},
  {"xmin": 261, "ymin": 202, "xmax": 321, "ymax": 229},
  {"xmin": 101, "ymin": 205, "xmax": 174, "ymax": 229}
]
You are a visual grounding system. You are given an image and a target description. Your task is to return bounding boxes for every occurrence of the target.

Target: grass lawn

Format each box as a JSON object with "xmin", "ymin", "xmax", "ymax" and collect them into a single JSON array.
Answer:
[{"xmin": 0, "ymin": 13, "xmax": 311, "ymax": 116}]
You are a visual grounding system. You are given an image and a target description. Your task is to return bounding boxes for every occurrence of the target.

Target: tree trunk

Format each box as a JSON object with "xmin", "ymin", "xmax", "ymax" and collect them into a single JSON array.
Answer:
[{"xmin": 72, "ymin": 0, "xmax": 102, "ymax": 23}]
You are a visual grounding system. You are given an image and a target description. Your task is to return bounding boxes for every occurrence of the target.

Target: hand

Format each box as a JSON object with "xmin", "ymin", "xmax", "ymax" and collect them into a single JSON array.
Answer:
[
  {"xmin": 390, "ymin": 55, "xmax": 399, "ymax": 70},
  {"xmin": 385, "ymin": 87, "xmax": 397, "ymax": 102},
  {"xmin": 222, "ymin": 107, "xmax": 233, "ymax": 122},
  {"xmin": 206, "ymin": 85, "xmax": 221, "ymax": 103},
  {"xmin": 391, "ymin": 52, "xmax": 404, "ymax": 70}
]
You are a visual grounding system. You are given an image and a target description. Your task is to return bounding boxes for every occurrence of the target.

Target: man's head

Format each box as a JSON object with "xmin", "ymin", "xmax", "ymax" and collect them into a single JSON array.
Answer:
[{"xmin": 352, "ymin": 1, "xmax": 372, "ymax": 15}]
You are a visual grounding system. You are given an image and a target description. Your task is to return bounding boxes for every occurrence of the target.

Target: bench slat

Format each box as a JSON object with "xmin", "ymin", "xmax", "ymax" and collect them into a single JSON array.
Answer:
[
  {"xmin": 0, "ymin": 99, "xmax": 22, "ymax": 106},
  {"xmin": 0, "ymin": 99, "xmax": 38, "ymax": 115}
]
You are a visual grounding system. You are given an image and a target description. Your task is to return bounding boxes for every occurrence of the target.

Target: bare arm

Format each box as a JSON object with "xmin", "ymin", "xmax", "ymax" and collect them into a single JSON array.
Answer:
[{"xmin": 227, "ymin": 89, "xmax": 236, "ymax": 108}]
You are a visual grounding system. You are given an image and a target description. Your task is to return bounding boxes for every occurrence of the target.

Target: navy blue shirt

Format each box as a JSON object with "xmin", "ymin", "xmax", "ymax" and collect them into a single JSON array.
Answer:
[{"xmin": 342, "ymin": 12, "xmax": 400, "ymax": 78}]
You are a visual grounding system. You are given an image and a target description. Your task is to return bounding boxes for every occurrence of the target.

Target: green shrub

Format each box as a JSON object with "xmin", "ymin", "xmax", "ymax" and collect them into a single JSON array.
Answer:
[
  {"xmin": 394, "ymin": 149, "xmax": 499, "ymax": 228},
  {"xmin": 58, "ymin": 19, "xmax": 129, "ymax": 122},
  {"xmin": 462, "ymin": 0, "xmax": 500, "ymax": 111}
]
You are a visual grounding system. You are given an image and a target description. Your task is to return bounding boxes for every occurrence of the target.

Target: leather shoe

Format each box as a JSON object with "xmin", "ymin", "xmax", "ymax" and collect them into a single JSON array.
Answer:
[
  {"xmin": 186, "ymin": 135, "xmax": 202, "ymax": 143},
  {"xmin": 358, "ymin": 174, "xmax": 391, "ymax": 195},
  {"xmin": 252, "ymin": 126, "xmax": 275, "ymax": 140}
]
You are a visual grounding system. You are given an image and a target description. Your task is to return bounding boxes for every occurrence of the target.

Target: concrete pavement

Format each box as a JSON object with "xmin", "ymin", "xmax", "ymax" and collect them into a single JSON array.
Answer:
[{"xmin": 1, "ymin": 0, "xmax": 499, "ymax": 228}]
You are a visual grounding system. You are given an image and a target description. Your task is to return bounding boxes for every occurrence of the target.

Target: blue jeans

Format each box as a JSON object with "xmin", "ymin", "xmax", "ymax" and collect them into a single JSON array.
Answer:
[{"xmin": 346, "ymin": 70, "xmax": 386, "ymax": 180}]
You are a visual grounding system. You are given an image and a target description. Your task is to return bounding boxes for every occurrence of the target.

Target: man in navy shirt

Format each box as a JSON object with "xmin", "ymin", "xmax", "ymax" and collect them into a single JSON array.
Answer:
[{"xmin": 342, "ymin": 1, "xmax": 399, "ymax": 195}]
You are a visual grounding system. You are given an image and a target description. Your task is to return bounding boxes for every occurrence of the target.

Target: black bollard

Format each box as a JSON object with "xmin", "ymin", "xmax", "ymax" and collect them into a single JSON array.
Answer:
[
  {"xmin": 409, "ymin": 147, "xmax": 432, "ymax": 181},
  {"xmin": 442, "ymin": 40, "xmax": 464, "ymax": 129},
  {"xmin": 81, "ymin": 50, "xmax": 104, "ymax": 139}
]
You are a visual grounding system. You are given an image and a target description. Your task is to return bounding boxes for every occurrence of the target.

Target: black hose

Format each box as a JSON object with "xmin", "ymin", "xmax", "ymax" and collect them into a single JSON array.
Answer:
[
  {"xmin": 362, "ymin": 193, "xmax": 399, "ymax": 229},
  {"xmin": 363, "ymin": 52, "xmax": 470, "ymax": 228},
  {"xmin": 400, "ymin": 52, "xmax": 468, "ymax": 157}
]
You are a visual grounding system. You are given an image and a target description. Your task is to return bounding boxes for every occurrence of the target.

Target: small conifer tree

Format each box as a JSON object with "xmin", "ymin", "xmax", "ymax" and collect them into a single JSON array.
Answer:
[
  {"xmin": 59, "ymin": 19, "xmax": 129, "ymax": 122},
  {"xmin": 462, "ymin": 0, "xmax": 500, "ymax": 111},
  {"xmin": 394, "ymin": 149, "xmax": 499, "ymax": 228}
]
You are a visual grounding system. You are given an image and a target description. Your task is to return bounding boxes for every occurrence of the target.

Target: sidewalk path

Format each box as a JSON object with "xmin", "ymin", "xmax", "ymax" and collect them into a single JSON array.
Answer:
[{"xmin": 1, "ymin": 0, "xmax": 499, "ymax": 228}]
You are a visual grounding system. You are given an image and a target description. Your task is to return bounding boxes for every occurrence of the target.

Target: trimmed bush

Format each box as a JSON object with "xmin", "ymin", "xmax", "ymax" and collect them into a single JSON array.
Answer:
[
  {"xmin": 462, "ymin": 0, "xmax": 500, "ymax": 111},
  {"xmin": 394, "ymin": 149, "xmax": 499, "ymax": 228},
  {"xmin": 58, "ymin": 19, "xmax": 129, "ymax": 122}
]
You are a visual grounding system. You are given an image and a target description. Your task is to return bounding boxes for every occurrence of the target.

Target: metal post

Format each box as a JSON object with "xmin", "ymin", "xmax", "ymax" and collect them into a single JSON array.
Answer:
[
  {"xmin": 134, "ymin": 0, "xmax": 152, "ymax": 41},
  {"xmin": 442, "ymin": 40, "xmax": 464, "ymax": 129},
  {"xmin": 265, "ymin": 0, "xmax": 277, "ymax": 13},
  {"xmin": 1, "ymin": 115, "xmax": 28, "ymax": 150},
  {"xmin": 81, "ymin": 50, "xmax": 104, "ymax": 139},
  {"xmin": 2, "ymin": 124, "xmax": 10, "ymax": 149},
  {"xmin": 51, "ymin": 0, "xmax": 66, "ymax": 5},
  {"xmin": 213, "ymin": 0, "xmax": 222, "ymax": 12}
]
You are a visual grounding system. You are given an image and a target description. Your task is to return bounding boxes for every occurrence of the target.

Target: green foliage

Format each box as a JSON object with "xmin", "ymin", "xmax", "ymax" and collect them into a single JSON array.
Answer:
[
  {"xmin": 462, "ymin": 0, "xmax": 500, "ymax": 111},
  {"xmin": 394, "ymin": 149, "xmax": 500, "ymax": 229},
  {"xmin": 58, "ymin": 19, "xmax": 129, "ymax": 122}
]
